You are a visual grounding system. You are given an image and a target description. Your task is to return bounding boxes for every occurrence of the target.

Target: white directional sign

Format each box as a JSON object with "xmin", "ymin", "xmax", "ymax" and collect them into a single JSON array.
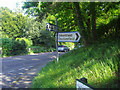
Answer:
[
  {"xmin": 46, "ymin": 23, "xmax": 61, "ymax": 31},
  {"xmin": 58, "ymin": 31, "xmax": 81, "ymax": 42},
  {"xmin": 46, "ymin": 23, "xmax": 55, "ymax": 31}
]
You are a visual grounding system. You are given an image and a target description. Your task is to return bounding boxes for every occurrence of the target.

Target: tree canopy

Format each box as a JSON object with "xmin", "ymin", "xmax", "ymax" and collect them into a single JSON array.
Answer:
[
  {"xmin": 1, "ymin": 2, "xmax": 120, "ymax": 47},
  {"xmin": 1, "ymin": 7, "xmax": 55, "ymax": 47},
  {"xmin": 1, "ymin": 7, "xmax": 28, "ymax": 38},
  {"xmin": 22, "ymin": 2, "xmax": 120, "ymax": 45}
]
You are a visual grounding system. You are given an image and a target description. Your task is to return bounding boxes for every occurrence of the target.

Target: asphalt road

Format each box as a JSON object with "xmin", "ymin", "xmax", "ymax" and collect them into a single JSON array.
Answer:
[{"xmin": 0, "ymin": 52, "xmax": 65, "ymax": 88}]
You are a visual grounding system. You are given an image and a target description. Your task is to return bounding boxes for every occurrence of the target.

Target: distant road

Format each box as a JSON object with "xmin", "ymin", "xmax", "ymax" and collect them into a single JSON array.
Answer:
[{"xmin": 1, "ymin": 52, "xmax": 65, "ymax": 88}]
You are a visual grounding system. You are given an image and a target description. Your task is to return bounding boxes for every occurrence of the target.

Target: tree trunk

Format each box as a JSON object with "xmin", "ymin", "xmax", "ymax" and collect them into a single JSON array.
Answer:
[
  {"xmin": 73, "ymin": 2, "xmax": 88, "ymax": 46},
  {"xmin": 90, "ymin": 2, "xmax": 97, "ymax": 41}
]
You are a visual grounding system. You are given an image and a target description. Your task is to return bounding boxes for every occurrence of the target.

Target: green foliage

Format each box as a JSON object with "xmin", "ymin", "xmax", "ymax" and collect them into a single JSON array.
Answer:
[
  {"xmin": 38, "ymin": 30, "xmax": 55, "ymax": 47},
  {"xmin": 1, "ymin": 7, "xmax": 27, "ymax": 38},
  {"xmin": 28, "ymin": 46, "xmax": 56, "ymax": 53},
  {"xmin": 23, "ymin": 2, "xmax": 120, "ymax": 45},
  {"xmin": 24, "ymin": 18, "xmax": 55, "ymax": 47},
  {"xmin": 59, "ymin": 42, "xmax": 75, "ymax": 50},
  {"xmin": 32, "ymin": 39, "xmax": 119, "ymax": 88},
  {"xmin": 24, "ymin": 18, "xmax": 41, "ymax": 39},
  {"xmin": 1, "ymin": 6, "xmax": 55, "ymax": 49},
  {"xmin": 16, "ymin": 38, "xmax": 33, "ymax": 48},
  {"xmin": 97, "ymin": 16, "xmax": 120, "ymax": 39},
  {"xmin": 12, "ymin": 39, "xmax": 27, "ymax": 55},
  {"xmin": 1, "ymin": 38, "xmax": 28, "ymax": 57},
  {"xmin": 22, "ymin": 2, "xmax": 52, "ymax": 21},
  {"xmin": 1, "ymin": 38, "xmax": 13, "ymax": 56}
]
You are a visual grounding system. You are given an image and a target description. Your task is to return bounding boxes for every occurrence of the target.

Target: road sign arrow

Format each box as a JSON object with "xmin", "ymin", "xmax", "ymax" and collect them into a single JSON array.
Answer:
[{"xmin": 75, "ymin": 32, "xmax": 81, "ymax": 42}]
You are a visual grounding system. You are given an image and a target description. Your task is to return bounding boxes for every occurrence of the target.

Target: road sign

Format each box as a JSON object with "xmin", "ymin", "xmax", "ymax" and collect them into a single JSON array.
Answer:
[
  {"xmin": 46, "ymin": 23, "xmax": 55, "ymax": 31},
  {"xmin": 76, "ymin": 79, "xmax": 94, "ymax": 90},
  {"xmin": 46, "ymin": 23, "xmax": 61, "ymax": 31},
  {"xmin": 58, "ymin": 31, "xmax": 81, "ymax": 42}
]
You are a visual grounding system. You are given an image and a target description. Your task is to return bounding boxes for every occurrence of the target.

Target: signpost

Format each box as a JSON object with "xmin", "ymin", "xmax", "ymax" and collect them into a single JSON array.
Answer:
[
  {"xmin": 46, "ymin": 19, "xmax": 81, "ymax": 64},
  {"xmin": 46, "ymin": 19, "xmax": 59, "ymax": 64},
  {"xmin": 58, "ymin": 31, "xmax": 81, "ymax": 42}
]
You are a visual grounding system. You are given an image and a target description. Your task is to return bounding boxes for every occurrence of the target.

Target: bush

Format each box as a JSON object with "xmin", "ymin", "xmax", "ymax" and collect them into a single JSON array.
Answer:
[
  {"xmin": 97, "ymin": 16, "xmax": 120, "ymax": 39},
  {"xmin": 12, "ymin": 39, "xmax": 27, "ymax": 55},
  {"xmin": 2, "ymin": 38, "xmax": 13, "ymax": 56},
  {"xmin": 16, "ymin": 38, "xmax": 33, "ymax": 48},
  {"xmin": 59, "ymin": 42, "xmax": 75, "ymax": 50},
  {"xmin": 2, "ymin": 38, "xmax": 28, "ymax": 56}
]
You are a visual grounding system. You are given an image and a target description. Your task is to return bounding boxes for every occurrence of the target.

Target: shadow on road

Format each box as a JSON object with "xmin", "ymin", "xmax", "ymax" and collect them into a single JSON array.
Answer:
[{"xmin": 1, "ymin": 52, "xmax": 65, "ymax": 88}]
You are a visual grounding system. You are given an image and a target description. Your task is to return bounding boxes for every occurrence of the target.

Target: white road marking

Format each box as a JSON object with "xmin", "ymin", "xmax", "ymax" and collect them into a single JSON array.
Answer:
[
  {"xmin": 29, "ymin": 66, "xmax": 33, "ymax": 68},
  {"xmin": 8, "ymin": 70, "xmax": 15, "ymax": 73},
  {"xmin": 19, "ymin": 68, "xmax": 25, "ymax": 70}
]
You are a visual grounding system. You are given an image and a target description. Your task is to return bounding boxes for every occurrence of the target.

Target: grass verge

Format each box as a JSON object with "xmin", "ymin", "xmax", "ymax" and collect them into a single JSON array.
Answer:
[{"xmin": 32, "ymin": 39, "xmax": 120, "ymax": 88}]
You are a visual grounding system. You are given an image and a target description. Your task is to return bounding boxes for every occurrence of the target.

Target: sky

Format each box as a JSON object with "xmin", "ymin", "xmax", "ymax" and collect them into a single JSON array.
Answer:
[{"xmin": 0, "ymin": 0, "xmax": 24, "ymax": 11}]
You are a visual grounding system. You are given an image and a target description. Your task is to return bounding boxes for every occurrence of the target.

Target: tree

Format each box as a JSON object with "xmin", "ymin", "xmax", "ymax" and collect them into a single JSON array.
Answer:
[
  {"xmin": 1, "ymin": 7, "xmax": 27, "ymax": 38},
  {"xmin": 73, "ymin": 2, "xmax": 88, "ymax": 46},
  {"xmin": 24, "ymin": 17, "xmax": 55, "ymax": 47},
  {"xmin": 90, "ymin": 2, "xmax": 97, "ymax": 41},
  {"xmin": 22, "ymin": 2, "xmax": 120, "ymax": 45}
]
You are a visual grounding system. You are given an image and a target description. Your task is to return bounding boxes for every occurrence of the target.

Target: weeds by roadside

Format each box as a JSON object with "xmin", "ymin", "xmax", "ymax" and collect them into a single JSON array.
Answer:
[{"xmin": 32, "ymin": 39, "xmax": 119, "ymax": 88}]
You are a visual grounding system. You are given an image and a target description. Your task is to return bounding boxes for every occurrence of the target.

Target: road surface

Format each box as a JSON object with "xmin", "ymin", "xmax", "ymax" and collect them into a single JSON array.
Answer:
[{"xmin": 0, "ymin": 52, "xmax": 65, "ymax": 88}]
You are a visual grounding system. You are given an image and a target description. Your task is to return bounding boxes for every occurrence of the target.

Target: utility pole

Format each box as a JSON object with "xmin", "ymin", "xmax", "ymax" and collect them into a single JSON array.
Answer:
[{"xmin": 55, "ymin": 18, "xmax": 59, "ymax": 64}]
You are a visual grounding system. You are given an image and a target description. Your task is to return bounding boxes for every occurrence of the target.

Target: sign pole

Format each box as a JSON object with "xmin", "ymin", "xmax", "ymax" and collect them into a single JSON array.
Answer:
[
  {"xmin": 46, "ymin": 19, "xmax": 81, "ymax": 64},
  {"xmin": 56, "ymin": 18, "xmax": 59, "ymax": 64}
]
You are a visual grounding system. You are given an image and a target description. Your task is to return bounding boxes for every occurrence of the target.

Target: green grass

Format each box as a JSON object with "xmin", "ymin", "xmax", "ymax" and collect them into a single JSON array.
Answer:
[{"xmin": 32, "ymin": 39, "xmax": 120, "ymax": 88}]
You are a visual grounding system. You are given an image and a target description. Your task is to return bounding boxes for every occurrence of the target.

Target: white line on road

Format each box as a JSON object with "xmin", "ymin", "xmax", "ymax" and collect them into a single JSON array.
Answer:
[
  {"xmin": 19, "ymin": 68, "xmax": 26, "ymax": 70},
  {"xmin": 29, "ymin": 66, "xmax": 33, "ymax": 68},
  {"xmin": 8, "ymin": 70, "xmax": 15, "ymax": 73}
]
